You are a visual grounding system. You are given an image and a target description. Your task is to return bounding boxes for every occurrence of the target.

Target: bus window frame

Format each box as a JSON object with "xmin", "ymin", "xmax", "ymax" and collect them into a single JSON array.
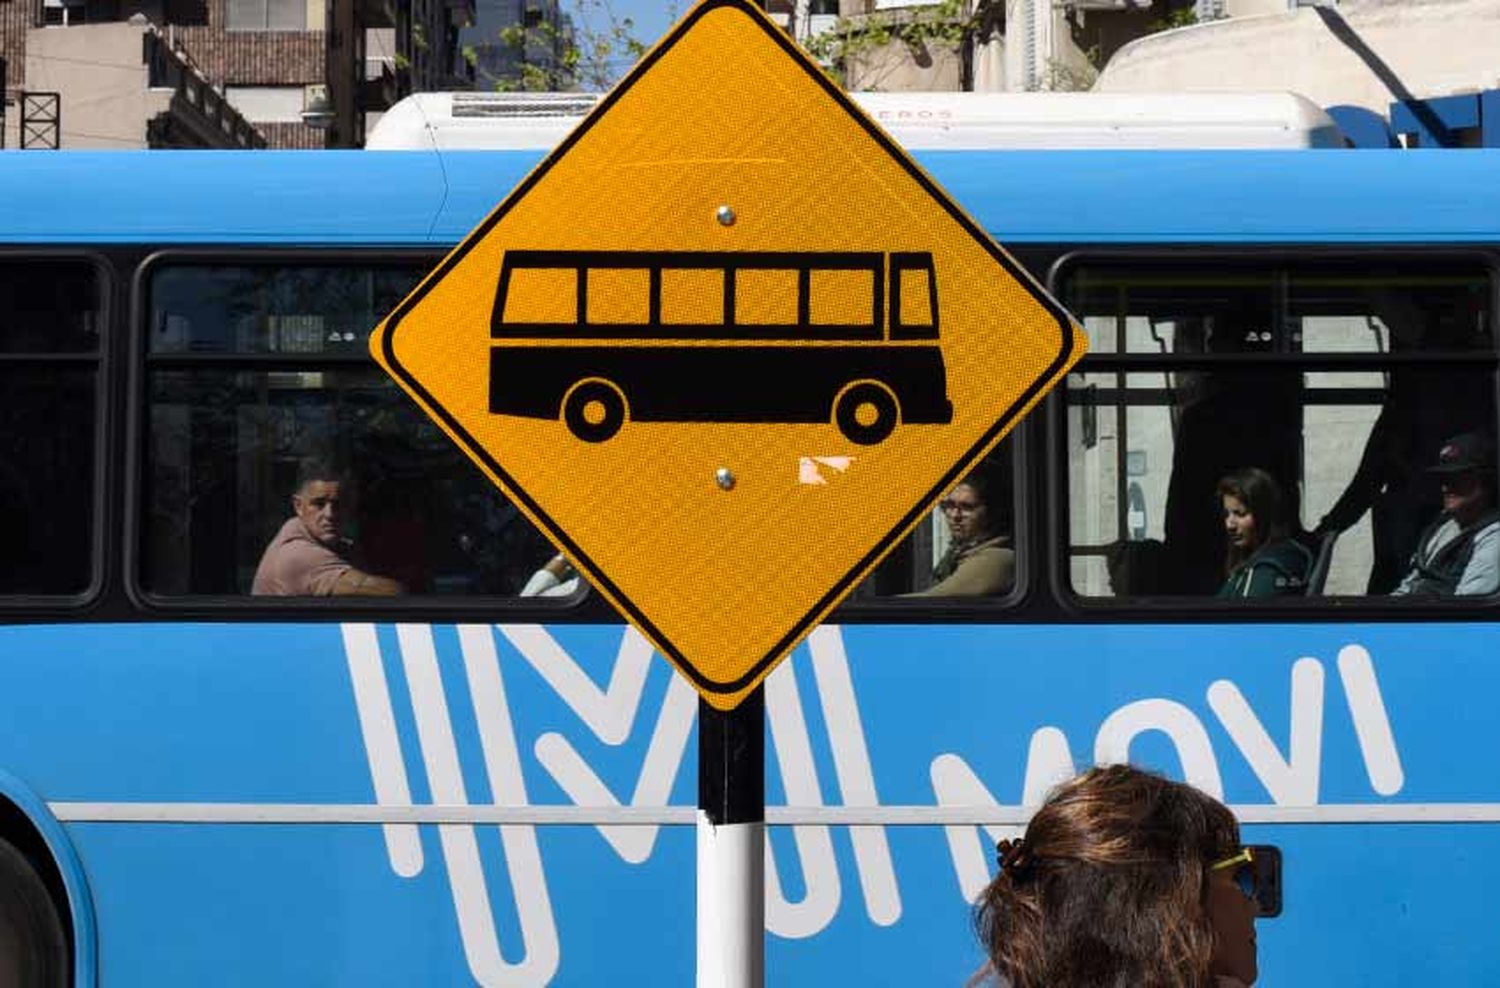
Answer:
[
  {"xmin": 124, "ymin": 247, "xmax": 609, "ymax": 620},
  {"xmin": 0, "ymin": 249, "xmax": 113, "ymax": 611},
  {"xmin": 1044, "ymin": 245, "xmax": 1500, "ymax": 619}
]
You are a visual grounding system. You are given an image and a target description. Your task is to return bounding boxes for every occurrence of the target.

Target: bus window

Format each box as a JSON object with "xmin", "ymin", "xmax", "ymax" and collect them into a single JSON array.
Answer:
[
  {"xmin": 1069, "ymin": 262, "xmax": 1490, "ymax": 355},
  {"xmin": 1062, "ymin": 258, "xmax": 1496, "ymax": 600},
  {"xmin": 858, "ymin": 437, "xmax": 1016, "ymax": 599},
  {"xmin": 143, "ymin": 261, "xmax": 555, "ymax": 598},
  {"xmin": 0, "ymin": 259, "xmax": 100, "ymax": 596}
]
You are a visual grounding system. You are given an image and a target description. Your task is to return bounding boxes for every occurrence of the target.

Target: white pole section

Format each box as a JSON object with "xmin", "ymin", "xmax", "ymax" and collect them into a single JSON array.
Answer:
[
  {"xmin": 696, "ymin": 689, "xmax": 765, "ymax": 988},
  {"xmin": 696, "ymin": 815, "xmax": 765, "ymax": 988}
]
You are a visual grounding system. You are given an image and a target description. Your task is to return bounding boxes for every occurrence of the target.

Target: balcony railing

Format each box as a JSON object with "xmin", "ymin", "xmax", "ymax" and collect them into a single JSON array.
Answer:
[{"xmin": 143, "ymin": 27, "xmax": 266, "ymax": 149}]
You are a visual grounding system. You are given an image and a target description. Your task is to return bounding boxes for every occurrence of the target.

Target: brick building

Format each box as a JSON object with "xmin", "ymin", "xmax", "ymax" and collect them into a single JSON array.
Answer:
[{"xmin": 0, "ymin": 0, "xmax": 471, "ymax": 148}]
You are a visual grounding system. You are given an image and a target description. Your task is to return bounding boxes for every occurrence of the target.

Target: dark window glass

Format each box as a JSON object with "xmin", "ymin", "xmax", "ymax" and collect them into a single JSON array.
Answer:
[
  {"xmin": 0, "ymin": 368, "xmax": 95, "ymax": 594},
  {"xmin": 143, "ymin": 262, "xmax": 557, "ymax": 599},
  {"xmin": 150, "ymin": 265, "xmax": 417, "ymax": 354},
  {"xmin": 0, "ymin": 260, "xmax": 99, "ymax": 353},
  {"xmin": 1069, "ymin": 262, "xmax": 1490, "ymax": 355},
  {"xmin": 0, "ymin": 259, "xmax": 100, "ymax": 596},
  {"xmin": 1063, "ymin": 258, "xmax": 1497, "ymax": 602}
]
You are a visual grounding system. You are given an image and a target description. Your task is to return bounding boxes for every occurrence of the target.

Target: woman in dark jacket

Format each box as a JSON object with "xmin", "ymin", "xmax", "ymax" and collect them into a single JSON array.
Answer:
[{"xmin": 1215, "ymin": 467, "xmax": 1311, "ymax": 598}]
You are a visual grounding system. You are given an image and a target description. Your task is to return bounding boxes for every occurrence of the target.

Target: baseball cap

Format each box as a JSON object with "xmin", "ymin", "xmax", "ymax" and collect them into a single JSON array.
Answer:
[{"xmin": 1429, "ymin": 432, "xmax": 1495, "ymax": 474}]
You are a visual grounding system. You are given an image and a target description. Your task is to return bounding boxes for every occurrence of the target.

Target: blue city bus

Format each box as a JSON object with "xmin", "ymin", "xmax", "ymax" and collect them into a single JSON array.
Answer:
[{"xmin": 1, "ymin": 145, "xmax": 1498, "ymax": 985}]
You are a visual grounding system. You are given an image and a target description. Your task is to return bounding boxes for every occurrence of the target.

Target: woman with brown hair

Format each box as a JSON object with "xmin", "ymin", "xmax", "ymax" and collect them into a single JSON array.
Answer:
[
  {"xmin": 973, "ymin": 765, "xmax": 1259, "ymax": 988},
  {"xmin": 1216, "ymin": 466, "xmax": 1311, "ymax": 598}
]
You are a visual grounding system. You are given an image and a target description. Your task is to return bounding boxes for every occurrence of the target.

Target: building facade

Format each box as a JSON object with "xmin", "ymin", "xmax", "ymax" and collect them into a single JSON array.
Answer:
[
  {"xmin": 0, "ymin": 0, "xmax": 470, "ymax": 148},
  {"xmin": 458, "ymin": 0, "xmax": 572, "ymax": 92}
]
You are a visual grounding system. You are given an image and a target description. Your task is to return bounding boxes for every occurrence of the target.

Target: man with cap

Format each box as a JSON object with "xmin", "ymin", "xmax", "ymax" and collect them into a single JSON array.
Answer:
[{"xmin": 1392, "ymin": 432, "xmax": 1500, "ymax": 596}]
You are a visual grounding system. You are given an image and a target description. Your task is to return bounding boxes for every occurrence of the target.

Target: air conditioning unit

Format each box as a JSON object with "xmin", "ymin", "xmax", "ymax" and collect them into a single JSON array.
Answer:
[
  {"xmin": 449, "ymin": 92, "xmax": 600, "ymax": 119},
  {"xmin": 301, "ymin": 84, "xmax": 332, "ymax": 129}
]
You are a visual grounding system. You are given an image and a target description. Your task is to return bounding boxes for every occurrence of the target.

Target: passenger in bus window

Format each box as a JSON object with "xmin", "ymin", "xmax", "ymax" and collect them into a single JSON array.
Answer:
[
  {"xmin": 1161, "ymin": 313, "xmax": 1301, "ymax": 595},
  {"xmin": 907, "ymin": 468, "xmax": 1014, "ymax": 597},
  {"xmin": 1216, "ymin": 468, "xmax": 1311, "ymax": 598},
  {"xmin": 251, "ymin": 458, "xmax": 405, "ymax": 597},
  {"xmin": 1313, "ymin": 293, "xmax": 1494, "ymax": 593},
  {"xmin": 519, "ymin": 552, "xmax": 582, "ymax": 597},
  {"xmin": 1391, "ymin": 433, "xmax": 1500, "ymax": 596},
  {"xmin": 972, "ymin": 764, "xmax": 1259, "ymax": 988},
  {"xmin": 1105, "ymin": 538, "xmax": 1167, "ymax": 596}
]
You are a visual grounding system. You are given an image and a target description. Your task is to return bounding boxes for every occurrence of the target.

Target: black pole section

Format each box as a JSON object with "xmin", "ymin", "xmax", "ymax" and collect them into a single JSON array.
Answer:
[{"xmin": 698, "ymin": 686, "xmax": 765, "ymax": 826}]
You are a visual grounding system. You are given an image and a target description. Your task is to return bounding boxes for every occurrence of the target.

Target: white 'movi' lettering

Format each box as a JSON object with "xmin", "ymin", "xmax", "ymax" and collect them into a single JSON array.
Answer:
[
  {"xmin": 1208, "ymin": 657, "xmax": 1324, "ymax": 804},
  {"xmin": 932, "ymin": 726, "xmax": 1077, "ymax": 901},
  {"xmin": 346, "ymin": 628, "xmax": 1406, "ymax": 980},
  {"xmin": 931, "ymin": 645, "xmax": 1403, "ymax": 900},
  {"xmin": 1337, "ymin": 644, "xmax": 1405, "ymax": 795},
  {"xmin": 1095, "ymin": 698, "xmax": 1224, "ymax": 797}
]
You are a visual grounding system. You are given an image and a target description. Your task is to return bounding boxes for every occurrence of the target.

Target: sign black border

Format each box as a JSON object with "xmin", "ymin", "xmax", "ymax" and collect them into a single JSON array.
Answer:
[{"xmin": 379, "ymin": 0, "xmax": 1078, "ymax": 699}]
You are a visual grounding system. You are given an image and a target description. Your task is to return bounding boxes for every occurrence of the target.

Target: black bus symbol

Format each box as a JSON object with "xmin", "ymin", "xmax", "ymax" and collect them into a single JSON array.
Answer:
[{"xmin": 489, "ymin": 249, "xmax": 954, "ymax": 444}]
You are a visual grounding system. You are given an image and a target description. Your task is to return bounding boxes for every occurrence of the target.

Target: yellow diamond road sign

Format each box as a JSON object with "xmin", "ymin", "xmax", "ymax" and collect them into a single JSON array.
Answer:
[{"xmin": 371, "ymin": 0, "xmax": 1086, "ymax": 710}]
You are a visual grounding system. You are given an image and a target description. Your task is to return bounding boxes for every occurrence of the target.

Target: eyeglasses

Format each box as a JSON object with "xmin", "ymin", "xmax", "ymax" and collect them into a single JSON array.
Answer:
[
  {"xmin": 1210, "ymin": 847, "xmax": 1258, "ymax": 902},
  {"xmin": 940, "ymin": 499, "xmax": 983, "ymax": 515}
]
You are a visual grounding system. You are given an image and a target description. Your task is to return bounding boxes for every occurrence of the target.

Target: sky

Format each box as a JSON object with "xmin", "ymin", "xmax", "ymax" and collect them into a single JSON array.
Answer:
[{"xmin": 568, "ymin": 0, "xmax": 685, "ymax": 86}]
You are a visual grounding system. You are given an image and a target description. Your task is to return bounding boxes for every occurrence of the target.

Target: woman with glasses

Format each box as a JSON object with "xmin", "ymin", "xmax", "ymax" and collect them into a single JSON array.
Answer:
[
  {"xmin": 1216, "ymin": 466, "xmax": 1311, "ymax": 598},
  {"xmin": 972, "ymin": 764, "xmax": 1260, "ymax": 988},
  {"xmin": 909, "ymin": 467, "xmax": 1014, "ymax": 597}
]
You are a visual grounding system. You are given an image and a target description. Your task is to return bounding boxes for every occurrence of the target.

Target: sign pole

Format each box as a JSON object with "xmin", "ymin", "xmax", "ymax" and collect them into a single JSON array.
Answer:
[{"xmin": 696, "ymin": 687, "xmax": 765, "ymax": 988}]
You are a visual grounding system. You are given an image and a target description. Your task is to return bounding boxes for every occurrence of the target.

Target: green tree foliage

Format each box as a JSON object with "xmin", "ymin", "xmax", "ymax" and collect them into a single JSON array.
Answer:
[
  {"xmin": 493, "ymin": 0, "xmax": 669, "ymax": 92},
  {"xmin": 804, "ymin": 0, "xmax": 978, "ymax": 87}
]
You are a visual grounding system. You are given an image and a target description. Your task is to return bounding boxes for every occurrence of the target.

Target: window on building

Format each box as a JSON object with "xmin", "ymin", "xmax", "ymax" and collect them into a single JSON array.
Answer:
[
  {"xmin": 224, "ymin": 87, "xmax": 306, "ymax": 124},
  {"xmin": 41, "ymin": 0, "xmax": 86, "ymax": 27},
  {"xmin": 225, "ymin": 0, "xmax": 305, "ymax": 31},
  {"xmin": 1061, "ymin": 256, "xmax": 1496, "ymax": 602},
  {"xmin": 163, "ymin": 0, "xmax": 209, "ymax": 26}
]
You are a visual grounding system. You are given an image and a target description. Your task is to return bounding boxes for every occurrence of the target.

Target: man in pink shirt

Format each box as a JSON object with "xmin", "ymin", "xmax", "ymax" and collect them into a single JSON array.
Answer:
[{"xmin": 252, "ymin": 459, "xmax": 403, "ymax": 596}]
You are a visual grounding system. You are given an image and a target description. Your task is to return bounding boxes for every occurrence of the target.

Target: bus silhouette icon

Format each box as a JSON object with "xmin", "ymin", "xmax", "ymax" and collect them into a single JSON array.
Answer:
[{"xmin": 490, "ymin": 249, "xmax": 954, "ymax": 444}]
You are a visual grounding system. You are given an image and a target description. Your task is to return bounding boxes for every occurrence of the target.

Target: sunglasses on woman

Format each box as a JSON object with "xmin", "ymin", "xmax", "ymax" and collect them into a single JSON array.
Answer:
[
  {"xmin": 1211, "ymin": 848, "xmax": 1258, "ymax": 901},
  {"xmin": 1210, "ymin": 845, "xmax": 1282, "ymax": 916}
]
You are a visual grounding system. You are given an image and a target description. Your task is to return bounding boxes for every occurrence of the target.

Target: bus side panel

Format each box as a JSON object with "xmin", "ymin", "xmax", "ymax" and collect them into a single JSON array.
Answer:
[
  {"xmin": 803, "ymin": 623, "xmax": 1500, "ymax": 985},
  {"xmin": 0, "ymin": 622, "xmax": 1492, "ymax": 984},
  {"xmin": 1, "ymin": 623, "xmax": 700, "ymax": 985}
]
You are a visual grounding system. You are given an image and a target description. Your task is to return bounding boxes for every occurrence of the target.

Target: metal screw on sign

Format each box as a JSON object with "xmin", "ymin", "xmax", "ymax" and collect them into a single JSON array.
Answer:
[
  {"xmin": 716, "ymin": 205, "xmax": 736, "ymax": 227},
  {"xmin": 716, "ymin": 468, "xmax": 735, "ymax": 491}
]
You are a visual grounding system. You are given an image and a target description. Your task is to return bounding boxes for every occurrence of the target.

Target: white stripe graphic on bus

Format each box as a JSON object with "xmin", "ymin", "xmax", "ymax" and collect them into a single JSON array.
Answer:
[
  {"xmin": 335, "ymin": 626, "xmax": 1405, "ymax": 984},
  {"xmin": 342, "ymin": 623, "xmax": 423, "ymax": 877}
]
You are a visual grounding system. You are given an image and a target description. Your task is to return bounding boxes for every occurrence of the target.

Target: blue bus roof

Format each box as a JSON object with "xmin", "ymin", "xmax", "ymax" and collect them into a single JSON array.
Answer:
[{"xmin": 2, "ymin": 148, "xmax": 1497, "ymax": 246}]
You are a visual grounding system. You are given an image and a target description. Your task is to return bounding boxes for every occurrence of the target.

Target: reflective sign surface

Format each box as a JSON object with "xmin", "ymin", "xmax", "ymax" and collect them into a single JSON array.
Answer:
[{"xmin": 371, "ymin": 0, "xmax": 1085, "ymax": 707}]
